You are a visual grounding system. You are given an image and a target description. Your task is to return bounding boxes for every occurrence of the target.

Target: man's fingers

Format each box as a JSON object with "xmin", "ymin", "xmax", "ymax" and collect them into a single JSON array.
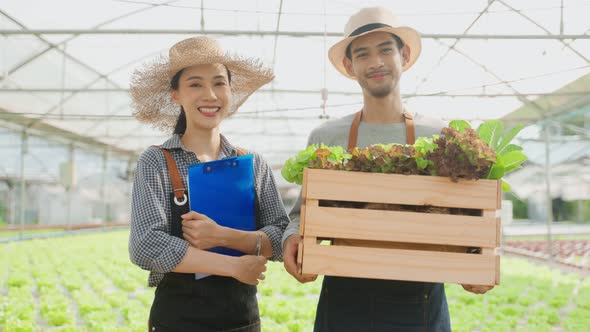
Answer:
[
  {"xmin": 462, "ymin": 284, "xmax": 493, "ymax": 294},
  {"xmin": 283, "ymin": 256, "xmax": 297, "ymax": 274}
]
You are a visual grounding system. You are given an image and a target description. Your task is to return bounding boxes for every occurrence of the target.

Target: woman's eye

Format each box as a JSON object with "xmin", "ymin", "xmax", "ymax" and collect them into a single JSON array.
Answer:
[
  {"xmin": 190, "ymin": 83, "xmax": 201, "ymax": 88},
  {"xmin": 215, "ymin": 82, "xmax": 227, "ymax": 86}
]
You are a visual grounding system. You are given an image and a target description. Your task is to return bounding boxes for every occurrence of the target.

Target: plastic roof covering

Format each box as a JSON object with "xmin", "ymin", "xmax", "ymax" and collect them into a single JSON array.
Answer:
[
  {"xmin": 505, "ymin": 155, "xmax": 590, "ymax": 200},
  {"xmin": 1, "ymin": 0, "xmax": 589, "ymax": 167},
  {"xmin": 503, "ymin": 71, "xmax": 590, "ymax": 122}
]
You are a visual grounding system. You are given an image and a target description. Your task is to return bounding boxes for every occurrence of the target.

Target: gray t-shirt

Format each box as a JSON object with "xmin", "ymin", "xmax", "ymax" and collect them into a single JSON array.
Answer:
[{"xmin": 281, "ymin": 112, "xmax": 446, "ymax": 246}]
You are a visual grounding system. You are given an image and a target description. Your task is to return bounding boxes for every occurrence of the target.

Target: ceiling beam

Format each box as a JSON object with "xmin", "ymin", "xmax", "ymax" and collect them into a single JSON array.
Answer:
[
  {"xmin": 1, "ymin": 88, "xmax": 588, "ymax": 97},
  {"xmin": 1, "ymin": 29, "xmax": 589, "ymax": 39}
]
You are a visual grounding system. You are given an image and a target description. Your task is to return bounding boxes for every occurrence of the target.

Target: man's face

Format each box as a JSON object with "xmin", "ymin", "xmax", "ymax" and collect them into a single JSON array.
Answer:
[{"xmin": 343, "ymin": 31, "xmax": 409, "ymax": 98}]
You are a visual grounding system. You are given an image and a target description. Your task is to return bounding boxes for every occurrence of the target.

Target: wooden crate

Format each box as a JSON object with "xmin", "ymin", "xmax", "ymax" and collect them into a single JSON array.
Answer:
[{"xmin": 297, "ymin": 168, "xmax": 502, "ymax": 286}]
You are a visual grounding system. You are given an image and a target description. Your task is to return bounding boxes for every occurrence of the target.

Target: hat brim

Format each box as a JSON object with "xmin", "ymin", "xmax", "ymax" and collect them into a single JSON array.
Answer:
[
  {"xmin": 130, "ymin": 52, "xmax": 274, "ymax": 132},
  {"xmin": 328, "ymin": 26, "xmax": 422, "ymax": 79}
]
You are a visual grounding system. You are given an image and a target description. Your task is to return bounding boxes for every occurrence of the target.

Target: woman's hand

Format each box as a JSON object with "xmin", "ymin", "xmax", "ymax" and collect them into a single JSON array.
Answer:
[
  {"xmin": 181, "ymin": 211, "xmax": 227, "ymax": 250},
  {"xmin": 232, "ymin": 255, "xmax": 267, "ymax": 285}
]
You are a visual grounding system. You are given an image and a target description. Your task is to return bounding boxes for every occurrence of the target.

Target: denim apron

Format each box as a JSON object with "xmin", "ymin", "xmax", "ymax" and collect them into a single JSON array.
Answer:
[
  {"xmin": 313, "ymin": 277, "xmax": 451, "ymax": 332},
  {"xmin": 148, "ymin": 147, "xmax": 260, "ymax": 332}
]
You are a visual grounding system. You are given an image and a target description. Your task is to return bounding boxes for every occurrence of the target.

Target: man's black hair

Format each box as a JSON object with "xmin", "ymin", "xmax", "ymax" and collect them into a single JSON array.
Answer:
[{"xmin": 345, "ymin": 33, "xmax": 404, "ymax": 60}]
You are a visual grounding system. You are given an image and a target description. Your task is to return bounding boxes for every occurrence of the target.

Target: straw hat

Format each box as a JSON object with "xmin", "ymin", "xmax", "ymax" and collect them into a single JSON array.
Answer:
[
  {"xmin": 328, "ymin": 7, "xmax": 422, "ymax": 79},
  {"xmin": 130, "ymin": 37, "xmax": 274, "ymax": 131}
]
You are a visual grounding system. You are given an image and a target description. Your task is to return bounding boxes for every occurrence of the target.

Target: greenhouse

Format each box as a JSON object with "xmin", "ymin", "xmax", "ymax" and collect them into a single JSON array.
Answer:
[{"xmin": 0, "ymin": 0, "xmax": 589, "ymax": 331}]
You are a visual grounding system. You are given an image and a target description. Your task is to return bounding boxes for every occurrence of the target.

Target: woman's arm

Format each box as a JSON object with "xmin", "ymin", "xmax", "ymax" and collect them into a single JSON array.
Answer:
[
  {"xmin": 181, "ymin": 211, "xmax": 272, "ymax": 257},
  {"xmin": 173, "ymin": 246, "xmax": 267, "ymax": 285},
  {"xmin": 129, "ymin": 149, "xmax": 266, "ymax": 284},
  {"xmin": 251, "ymin": 153, "xmax": 290, "ymax": 260}
]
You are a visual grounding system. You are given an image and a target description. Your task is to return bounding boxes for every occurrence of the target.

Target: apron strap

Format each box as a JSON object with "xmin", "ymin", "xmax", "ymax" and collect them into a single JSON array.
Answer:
[
  {"xmin": 154, "ymin": 145, "xmax": 249, "ymax": 204},
  {"xmin": 236, "ymin": 147, "xmax": 248, "ymax": 156},
  {"xmin": 347, "ymin": 110, "xmax": 416, "ymax": 151},
  {"xmin": 153, "ymin": 146, "xmax": 187, "ymax": 206},
  {"xmin": 403, "ymin": 112, "xmax": 416, "ymax": 145}
]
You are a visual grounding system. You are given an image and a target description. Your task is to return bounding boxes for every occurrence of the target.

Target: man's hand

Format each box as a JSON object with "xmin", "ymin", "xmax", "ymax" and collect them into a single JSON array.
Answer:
[
  {"xmin": 461, "ymin": 284, "xmax": 494, "ymax": 294},
  {"xmin": 181, "ymin": 211, "xmax": 227, "ymax": 250},
  {"xmin": 282, "ymin": 235, "xmax": 317, "ymax": 283}
]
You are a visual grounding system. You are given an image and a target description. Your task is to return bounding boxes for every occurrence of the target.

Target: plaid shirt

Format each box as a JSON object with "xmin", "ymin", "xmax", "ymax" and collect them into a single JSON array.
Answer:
[{"xmin": 129, "ymin": 134, "xmax": 289, "ymax": 287}]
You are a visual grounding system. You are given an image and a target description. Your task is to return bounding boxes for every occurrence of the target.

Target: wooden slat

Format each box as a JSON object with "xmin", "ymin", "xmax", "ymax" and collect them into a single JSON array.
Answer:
[
  {"xmin": 496, "ymin": 217, "xmax": 502, "ymax": 247},
  {"xmin": 496, "ymin": 180, "xmax": 502, "ymax": 210},
  {"xmin": 306, "ymin": 206, "xmax": 497, "ymax": 247},
  {"xmin": 305, "ymin": 169, "xmax": 499, "ymax": 210},
  {"xmin": 495, "ymin": 255, "xmax": 501, "ymax": 285},
  {"xmin": 296, "ymin": 238, "xmax": 303, "ymax": 274},
  {"xmin": 300, "ymin": 199, "xmax": 318, "ymax": 236},
  {"xmin": 301, "ymin": 167, "xmax": 309, "ymax": 201},
  {"xmin": 482, "ymin": 210, "xmax": 495, "ymax": 218},
  {"xmin": 299, "ymin": 204, "xmax": 307, "ymax": 236},
  {"xmin": 333, "ymin": 239, "xmax": 470, "ymax": 253},
  {"xmin": 481, "ymin": 248, "xmax": 495, "ymax": 255},
  {"xmin": 302, "ymin": 244, "xmax": 497, "ymax": 286}
]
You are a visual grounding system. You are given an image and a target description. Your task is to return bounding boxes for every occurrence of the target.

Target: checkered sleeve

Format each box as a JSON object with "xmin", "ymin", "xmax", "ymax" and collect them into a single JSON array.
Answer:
[
  {"xmin": 128, "ymin": 149, "xmax": 189, "ymax": 273},
  {"xmin": 253, "ymin": 153, "xmax": 290, "ymax": 262}
]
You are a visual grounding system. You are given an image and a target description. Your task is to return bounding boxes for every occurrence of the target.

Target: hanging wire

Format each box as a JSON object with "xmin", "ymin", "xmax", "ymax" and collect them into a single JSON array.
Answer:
[
  {"xmin": 113, "ymin": 0, "xmax": 590, "ymax": 17},
  {"xmin": 319, "ymin": 0, "xmax": 329, "ymax": 120},
  {"xmin": 200, "ymin": 0, "xmax": 205, "ymax": 31},
  {"xmin": 59, "ymin": 43, "xmax": 67, "ymax": 120}
]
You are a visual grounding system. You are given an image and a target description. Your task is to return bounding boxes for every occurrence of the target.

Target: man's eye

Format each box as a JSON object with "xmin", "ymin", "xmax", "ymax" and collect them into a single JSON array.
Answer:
[
  {"xmin": 356, "ymin": 53, "xmax": 368, "ymax": 59},
  {"xmin": 215, "ymin": 82, "xmax": 227, "ymax": 86},
  {"xmin": 382, "ymin": 48, "xmax": 393, "ymax": 53},
  {"xmin": 190, "ymin": 84, "xmax": 201, "ymax": 88}
]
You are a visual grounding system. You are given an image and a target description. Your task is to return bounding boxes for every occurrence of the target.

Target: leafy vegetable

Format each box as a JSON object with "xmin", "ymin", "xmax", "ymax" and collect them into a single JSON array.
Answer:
[
  {"xmin": 281, "ymin": 144, "xmax": 350, "ymax": 185},
  {"xmin": 476, "ymin": 121, "xmax": 527, "ymax": 189},
  {"xmin": 281, "ymin": 119, "xmax": 527, "ymax": 192},
  {"xmin": 425, "ymin": 127, "xmax": 496, "ymax": 181}
]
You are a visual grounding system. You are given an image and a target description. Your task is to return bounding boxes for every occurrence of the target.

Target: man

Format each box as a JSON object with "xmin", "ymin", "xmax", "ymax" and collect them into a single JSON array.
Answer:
[{"xmin": 282, "ymin": 7, "xmax": 494, "ymax": 331}]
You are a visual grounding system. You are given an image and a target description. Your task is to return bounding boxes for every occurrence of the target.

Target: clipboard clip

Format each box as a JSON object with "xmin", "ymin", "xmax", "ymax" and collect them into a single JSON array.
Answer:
[{"xmin": 203, "ymin": 159, "xmax": 240, "ymax": 174}]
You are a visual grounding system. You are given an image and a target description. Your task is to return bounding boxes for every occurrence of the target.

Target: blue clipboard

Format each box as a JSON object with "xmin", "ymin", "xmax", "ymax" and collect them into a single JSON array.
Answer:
[{"xmin": 187, "ymin": 154, "xmax": 256, "ymax": 257}]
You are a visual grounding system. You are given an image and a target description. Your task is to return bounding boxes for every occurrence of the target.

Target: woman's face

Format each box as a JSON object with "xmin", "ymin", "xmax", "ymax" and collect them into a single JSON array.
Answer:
[{"xmin": 171, "ymin": 63, "xmax": 232, "ymax": 131}]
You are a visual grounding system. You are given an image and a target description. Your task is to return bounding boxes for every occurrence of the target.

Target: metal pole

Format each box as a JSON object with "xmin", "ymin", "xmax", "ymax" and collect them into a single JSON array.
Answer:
[
  {"xmin": 101, "ymin": 149, "xmax": 108, "ymax": 226},
  {"xmin": 544, "ymin": 123, "xmax": 554, "ymax": 261},
  {"xmin": 1, "ymin": 29, "xmax": 590, "ymax": 39},
  {"xmin": 66, "ymin": 144, "xmax": 74, "ymax": 231},
  {"xmin": 560, "ymin": 0, "xmax": 565, "ymax": 35},
  {"xmin": 19, "ymin": 131, "xmax": 27, "ymax": 240}
]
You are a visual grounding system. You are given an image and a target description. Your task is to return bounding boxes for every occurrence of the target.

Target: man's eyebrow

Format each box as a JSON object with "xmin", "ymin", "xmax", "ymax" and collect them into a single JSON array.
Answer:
[
  {"xmin": 185, "ymin": 76, "xmax": 202, "ymax": 81},
  {"xmin": 377, "ymin": 40, "xmax": 394, "ymax": 48},
  {"xmin": 352, "ymin": 46, "xmax": 368, "ymax": 54}
]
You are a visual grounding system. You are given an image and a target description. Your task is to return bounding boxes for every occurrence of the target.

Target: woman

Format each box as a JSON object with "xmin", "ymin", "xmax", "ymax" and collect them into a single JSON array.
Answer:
[{"xmin": 128, "ymin": 36, "xmax": 289, "ymax": 332}]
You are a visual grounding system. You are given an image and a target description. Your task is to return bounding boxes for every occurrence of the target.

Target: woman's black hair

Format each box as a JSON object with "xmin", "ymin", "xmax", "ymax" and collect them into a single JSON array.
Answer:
[{"xmin": 172, "ymin": 66, "xmax": 232, "ymax": 135}]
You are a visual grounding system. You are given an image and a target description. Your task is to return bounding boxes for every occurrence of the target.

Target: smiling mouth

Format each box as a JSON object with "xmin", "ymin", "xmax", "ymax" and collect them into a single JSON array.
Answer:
[
  {"xmin": 367, "ymin": 72, "xmax": 390, "ymax": 79},
  {"xmin": 198, "ymin": 107, "xmax": 220, "ymax": 114}
]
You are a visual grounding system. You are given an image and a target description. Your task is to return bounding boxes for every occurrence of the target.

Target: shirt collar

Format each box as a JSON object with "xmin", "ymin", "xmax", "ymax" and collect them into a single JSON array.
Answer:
[{"xmin": 161, "ymin": 134, "xmax": 239, "ymax": 158}]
